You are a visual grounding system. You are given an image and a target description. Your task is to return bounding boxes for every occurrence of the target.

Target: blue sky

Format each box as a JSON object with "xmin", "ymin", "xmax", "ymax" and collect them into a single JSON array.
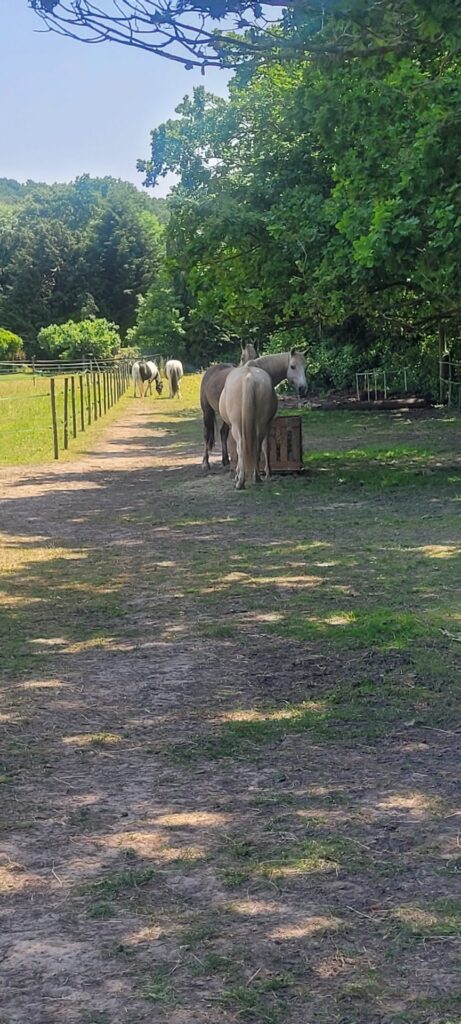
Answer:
[{"xmin": 1, "ymin": 1, "xmax": 229, "ymax": 195}]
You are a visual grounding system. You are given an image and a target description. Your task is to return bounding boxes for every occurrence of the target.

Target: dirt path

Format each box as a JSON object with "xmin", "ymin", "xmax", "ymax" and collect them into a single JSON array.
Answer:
[{"xmin": 1, "ymin": 398, "xmax": 460, "ymax": 1024}]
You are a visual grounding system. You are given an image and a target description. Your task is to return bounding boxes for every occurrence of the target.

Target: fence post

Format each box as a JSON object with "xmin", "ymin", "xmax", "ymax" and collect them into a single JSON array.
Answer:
[
  {"xmin": 71, "ymin": 376, "xmax": 77, "ymax": 439},
  {"xmin": 92, "ymin": 372, "xmax": 97, "ymax": 420},
  {"xmin": 79, "ymin": 375, "xmax": 85, "ymax": 432},
  {"xmin": 103, "ymin": 372, "xmax": 107, "ymax": 414},
  {"xmin": 439, "ymin": 322, "xmax": 445, "ymax": 404},
  {"xmin": 87, "ymin": 373, "xmax": 92, "ymax": 425},
  {"xmin": 403, "ymin": 368, "xmax": 408, "ymax": 393},
  {"xmin": 50, "ymin": 377, "xmax": 59, "ymax": 460},
  {"xmin": 97, "ymin": 373, "xmax": 102, "ymax": 418},
  {"xmin": 63, "ymin": 377, "xmax": 69, "ymax": 450},
  {"xmin": 356, "ymin": 373, "xmax": 360, "ymax": 401}
]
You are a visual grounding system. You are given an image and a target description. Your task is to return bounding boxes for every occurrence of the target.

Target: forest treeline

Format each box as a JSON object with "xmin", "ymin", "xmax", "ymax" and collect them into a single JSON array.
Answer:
[{"xmin": 0, "ymin": 176, "xmax": 167, "ymax": 358}]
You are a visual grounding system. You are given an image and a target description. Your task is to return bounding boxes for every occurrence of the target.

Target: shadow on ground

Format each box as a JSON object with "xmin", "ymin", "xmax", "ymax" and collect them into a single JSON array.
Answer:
[{"xmin": 1, "ymin": 401, "xmax": 460, "ymax": 1024}]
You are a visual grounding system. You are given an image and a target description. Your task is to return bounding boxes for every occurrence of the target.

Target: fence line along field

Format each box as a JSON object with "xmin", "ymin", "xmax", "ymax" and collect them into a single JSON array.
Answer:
[{"xmin": 0, "ymin": 364, "xmax": 130, "ymax": 465}]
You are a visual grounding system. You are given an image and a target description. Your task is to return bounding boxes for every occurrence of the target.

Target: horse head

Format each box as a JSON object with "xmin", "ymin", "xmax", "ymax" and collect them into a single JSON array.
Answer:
[
  {"xmin": 240, "ymin": 342, "xmax": 258, "ymax": 365},
  {"xmin": 287, "ymin": 349, "xmax": 307, "ymax": 397}
]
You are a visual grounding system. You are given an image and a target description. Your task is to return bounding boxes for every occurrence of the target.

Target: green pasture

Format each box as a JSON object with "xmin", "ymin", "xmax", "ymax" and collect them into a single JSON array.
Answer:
[{"xmin": 0, "ymin": 371, "xmax": 130, "ymax": 465}]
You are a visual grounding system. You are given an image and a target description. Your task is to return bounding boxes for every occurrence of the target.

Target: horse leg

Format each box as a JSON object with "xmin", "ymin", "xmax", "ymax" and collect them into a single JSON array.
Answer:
[
  {"xmin": 201, "ymin": 399, "xmax": 215, "ymax": 472},
  {"xmin": 262, "ymin": 436, "xmax": 271, "ymax": 481},
  {"xmin": 235, "ymin": 432, "xmax": 245, "ymax": 490},
  {"xmin": 220, "ymin": 422, "xmax": 230, "ymax": 467},
  {"xmin": 202, "ymin": 438, "xmax": 211, "ymax": 472}
]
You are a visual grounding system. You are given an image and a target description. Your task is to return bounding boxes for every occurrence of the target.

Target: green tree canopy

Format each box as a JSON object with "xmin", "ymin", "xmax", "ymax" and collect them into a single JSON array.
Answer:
[
  {"xmin": 127, "ymin": 278, "xmax": 185, "ymax": 359},
  {"xmin": 136, "ymin": 24, "xmax": 461, "ymax": 385},
  {"xmin": 0, "ymin": 328, "xmax": 24, "ymax": 360},
  {"xmin": 28, "ymin": 1, "xmax": 461, "ymax": 71},
  {"xmin": 38, "ymin": 318, "xmax": 122, "ymax": 360},
  {"xmin": 0, "ymin": 176, "xmax": 167, "ymax": 348}
]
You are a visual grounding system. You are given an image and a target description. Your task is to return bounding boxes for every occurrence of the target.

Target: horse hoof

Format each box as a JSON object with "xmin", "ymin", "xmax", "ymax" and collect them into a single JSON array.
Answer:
[{"xmin": 235, "ymin": 479, "xmax": 245, "ymax": 490}]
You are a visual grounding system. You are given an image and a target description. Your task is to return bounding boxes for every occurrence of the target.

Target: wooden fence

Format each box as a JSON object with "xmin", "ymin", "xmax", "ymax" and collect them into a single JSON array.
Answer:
[
  {"xmin": 49, "ymin": 363, "xmax": 130, "ymax": 459},
  {"xmin": 0, "ymin": 360, "xmax": 132, "ymax": 464}
]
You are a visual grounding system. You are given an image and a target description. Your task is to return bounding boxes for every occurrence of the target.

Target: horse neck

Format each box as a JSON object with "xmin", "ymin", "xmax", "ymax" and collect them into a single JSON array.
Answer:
[{"xmin": 254, "ymin": 353, "xmax": 288, "ymax": 385}]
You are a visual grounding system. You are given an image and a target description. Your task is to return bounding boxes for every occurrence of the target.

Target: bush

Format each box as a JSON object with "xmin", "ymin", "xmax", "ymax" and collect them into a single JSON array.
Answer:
[
  {"xmin": 37, "ymin": 318, "xmax": 122, "ymax": 361},
  {"xmin": 0, "ymin": 327, "xmax": 24, "ymax": 361},
  {"xmin": 118, "ymin": 345, "xmax": 140, "ymax": 362}
]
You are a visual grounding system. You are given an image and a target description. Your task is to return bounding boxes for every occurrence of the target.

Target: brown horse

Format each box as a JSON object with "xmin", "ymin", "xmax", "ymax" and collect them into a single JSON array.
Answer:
[
  {"xmin": 219, "ymin": 364, "xmax": 278, "ymax": 489},
  {"xmin": 200, "ymin": 343, "xmax": 257, "ymax": 471},
  {"xmin": 200, "ymin": 347, "xmax": 307, "ymax": 471}
]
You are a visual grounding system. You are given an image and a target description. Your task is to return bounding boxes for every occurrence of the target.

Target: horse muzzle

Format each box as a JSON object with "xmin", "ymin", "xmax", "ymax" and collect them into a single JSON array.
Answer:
[{"xmin": 298, "ymin": 385, "xmax": 308, "ymax": 398}]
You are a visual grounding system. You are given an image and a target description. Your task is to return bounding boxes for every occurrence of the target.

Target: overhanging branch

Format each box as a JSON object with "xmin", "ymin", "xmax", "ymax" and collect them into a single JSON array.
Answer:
[{"xmin": 28, "ymin": 0, "xmax": 453, "ymax": 69}]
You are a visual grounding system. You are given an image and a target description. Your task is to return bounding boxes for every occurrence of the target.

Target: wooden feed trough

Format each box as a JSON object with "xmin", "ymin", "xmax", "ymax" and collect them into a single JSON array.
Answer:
[{"xmin": 227, "ymin": 414, "xmax": 303, "ymax": 474}]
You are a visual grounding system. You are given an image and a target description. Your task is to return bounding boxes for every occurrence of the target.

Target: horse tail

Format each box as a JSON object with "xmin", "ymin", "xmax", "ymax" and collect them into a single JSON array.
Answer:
[
  {"xmin": 202, "ymin": 397, "xmax": 215, "ymax": 451},
  {"xmin": 132, "ymin": 361, "xmax": 140, "ymax": 396},
  {"xmin": 241, "ymin": 372, "xmax": 259, "ymax": 482},
  {"xmin": 171, "ymin": 367, "xmax": 179, "ymax": 396}
]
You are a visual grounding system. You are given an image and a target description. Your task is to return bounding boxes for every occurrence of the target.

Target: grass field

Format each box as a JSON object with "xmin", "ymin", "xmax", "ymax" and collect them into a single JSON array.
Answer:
[
  {"xmin": 0, "ymin": 371, "xmax": 130, "ymax": 465},
  {"xmin": 1, "ymin": 383, "xmax": 461, "ymax": 1023}
]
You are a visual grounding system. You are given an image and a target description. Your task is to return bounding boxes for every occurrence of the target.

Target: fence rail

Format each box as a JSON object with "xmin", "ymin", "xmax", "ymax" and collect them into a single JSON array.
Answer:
[
  {"xmin": 0, "ymin": 357, "xmax": 127, "ymax": 378},
  {"xmin": 355, "ymin": 367, "xmax": 409, "ymax": 402}
]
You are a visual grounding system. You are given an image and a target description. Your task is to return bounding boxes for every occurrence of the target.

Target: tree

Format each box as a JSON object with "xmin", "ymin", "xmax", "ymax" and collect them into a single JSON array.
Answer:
[
  {"xmin": 28, "ymin": 1, "xmax": 461, "ymax": 70},
  {"xmin": 127, "ymin": 278, "xmax": 185, "ymax": 358},
  {"xmin": 0, "ymin": 176, "xmax": 166, "ymax": 346},
  {"xmin": 0, "ymin": 328, "xmax": 24, "ymax": 360},
  {"xmin": 137, "ymin": 31, "xmax": 461, "ymax": 385},
  {"xmin": 81, "ymin": 182, "xmax": 164, "ymax": 335},
  {"xmin": 38, "ymin": 318, "xmax": 122, "ymax": 360}
]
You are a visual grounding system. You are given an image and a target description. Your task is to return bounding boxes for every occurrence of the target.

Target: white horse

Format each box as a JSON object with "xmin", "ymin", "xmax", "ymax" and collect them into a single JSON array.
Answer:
[
  {"xmin": 132, "ymin": 360, "xmax": 163, "ymax": 398},
  {"xmin": 250, "ymin": 349, "xmax": 307, "ymax": 396},
  {"xmin": 165, "ymin": 359, "xmax": 184, "ymax": 399},
  {"xmin": 219, "ymin": 364, "xmax": 278, "ymax": 490}
]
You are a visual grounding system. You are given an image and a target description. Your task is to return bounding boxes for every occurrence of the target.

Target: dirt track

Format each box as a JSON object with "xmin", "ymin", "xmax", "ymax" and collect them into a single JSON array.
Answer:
[{"xmin": 1, "ymin": 398, "xmax": 460, "ymax": 1024}]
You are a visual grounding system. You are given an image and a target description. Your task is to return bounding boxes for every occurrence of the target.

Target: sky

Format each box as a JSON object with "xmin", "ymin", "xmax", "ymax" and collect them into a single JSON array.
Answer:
[{"xmin": 0, "ymin": 0, "xmax": 230, "ymax": 196}]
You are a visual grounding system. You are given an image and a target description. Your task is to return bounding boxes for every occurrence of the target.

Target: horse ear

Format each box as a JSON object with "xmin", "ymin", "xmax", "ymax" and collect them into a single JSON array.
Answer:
[{"xmin": 290, "ymin": 347, "xmax": 296, "ymax": 357}]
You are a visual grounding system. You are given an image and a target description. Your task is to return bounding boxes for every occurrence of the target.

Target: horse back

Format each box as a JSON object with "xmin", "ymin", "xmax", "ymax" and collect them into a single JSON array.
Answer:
[
  {"xmin": 139, "ymin": 361, "xmax": 151, "ymax": 383},
  {"xmin": 201, "ymin": 363, "xmax": 233, "ymax": 415}
]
